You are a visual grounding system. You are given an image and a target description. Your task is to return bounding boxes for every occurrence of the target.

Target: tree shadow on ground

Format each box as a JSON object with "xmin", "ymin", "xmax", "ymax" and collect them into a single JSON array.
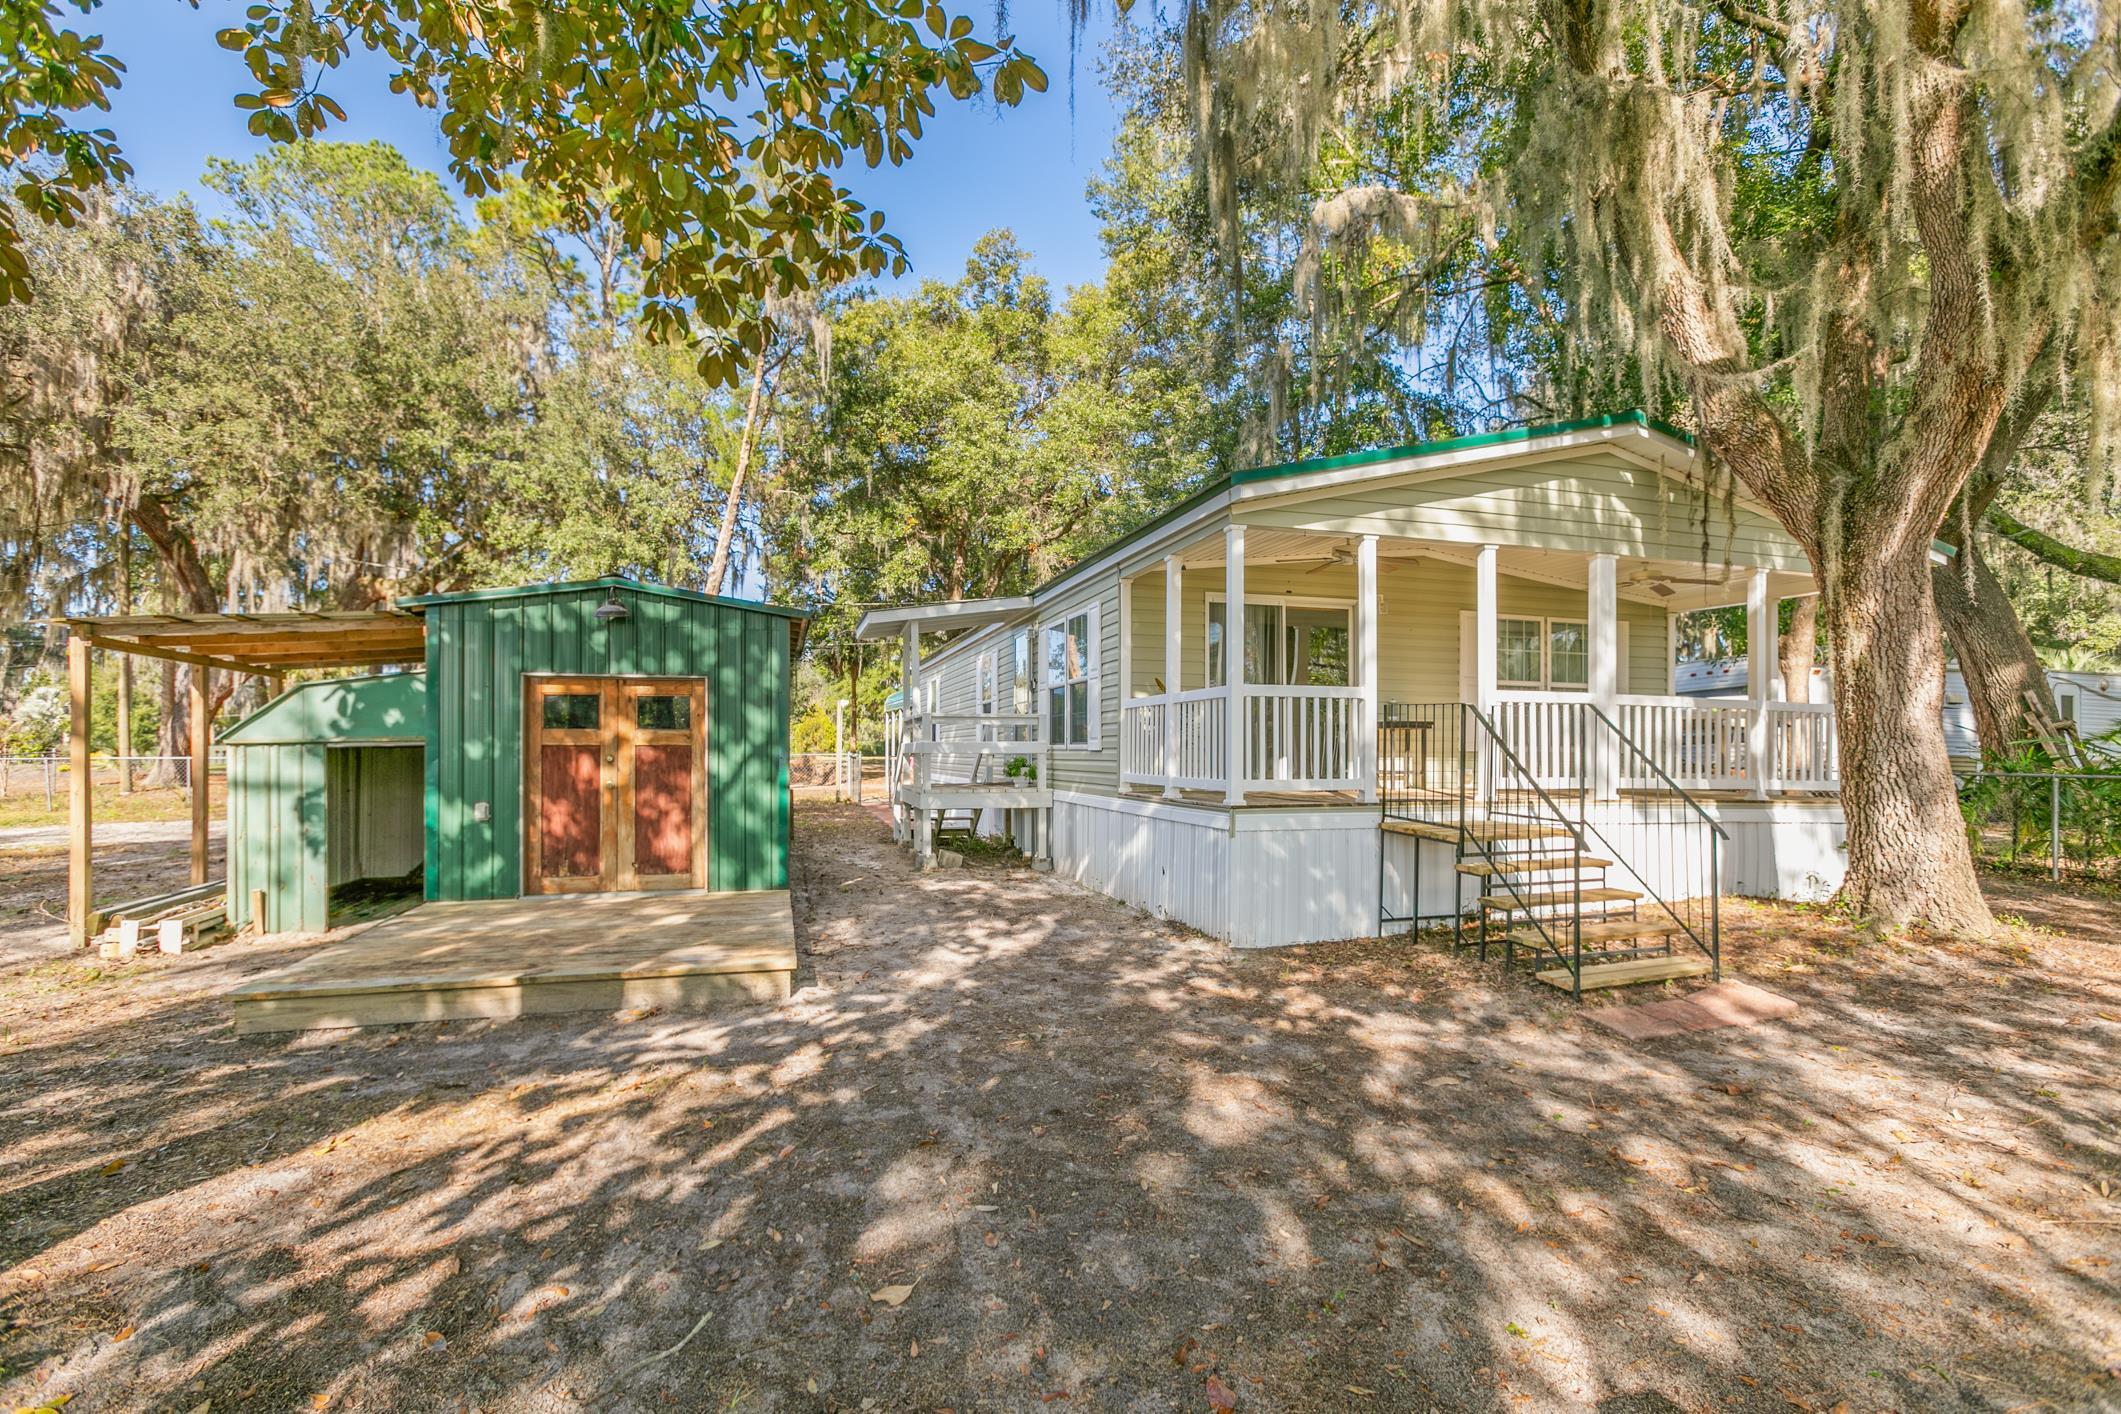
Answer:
[{"xmin": 1, "ymin": 804, "xmax": 2116, "ymax": 1411}]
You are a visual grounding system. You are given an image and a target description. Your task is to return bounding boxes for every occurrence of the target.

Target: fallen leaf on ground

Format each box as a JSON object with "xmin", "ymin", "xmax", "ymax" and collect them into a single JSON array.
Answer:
[
  {"xmin": 1205, "ymin": 1373, "xmax": 1238, "ymax": 1410},
  {"xmin": 871, "ymin": 1283, "xmax": 916, "ymax": 1307}
]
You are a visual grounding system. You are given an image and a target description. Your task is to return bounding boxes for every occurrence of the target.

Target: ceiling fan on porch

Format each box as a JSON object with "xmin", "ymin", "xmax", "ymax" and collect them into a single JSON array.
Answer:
[
  {"xmin": 1624, "ymin": 567, "xmax": 1733, "ymax": 597},
  {"xmin": 1289, "ymin": 539, "xmax": 1407, "ymax": 574}
]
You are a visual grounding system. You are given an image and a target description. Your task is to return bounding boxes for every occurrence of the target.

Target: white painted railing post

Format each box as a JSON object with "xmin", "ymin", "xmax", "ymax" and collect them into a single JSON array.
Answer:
[
  {"xmin": 1164, "ymin": 552, "xmax": 1183, "ymax": 799},
  {"xmin": 1474, "ymin": 544, "xmax": 1498, "ymax": 800},
  {"xmin": 1589, "ymin": 552, "xmax": 1618, "ymax": 800},
  {"xmin": 1357, "ymin": 534, "xmax": 1380, "ymax": 803},
  {"xmin": 1746, "ymin": 568, "xmax": 1772, "ymax": 799},
  {"xmin": 1224, "ymin": 525, "xmax": 1247, "ymax": 806}
]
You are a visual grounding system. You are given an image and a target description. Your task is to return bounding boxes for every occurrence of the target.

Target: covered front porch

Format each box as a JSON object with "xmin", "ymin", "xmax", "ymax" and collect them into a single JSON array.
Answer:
[{"xmin": 1116, "ymin": 528, "xmax": 1835, "ymax": 804}]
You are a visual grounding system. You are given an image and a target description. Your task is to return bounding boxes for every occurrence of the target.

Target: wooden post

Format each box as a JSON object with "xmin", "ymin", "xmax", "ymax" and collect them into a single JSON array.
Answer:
[
  {"xmin": 67, "ymin": 634, "xmax": 93, "ymax": 948},
  {"xmin": 900, "ymin": 623, "xmax": 921, "ymax": 852},
  {"xmin": 1588, "ymin": 552, "xmax": 1619, "ymax": 800},
  {"xmin": 116, "ymin": 529, "xmax": 133, "ymax": 796},
  {"xmin": 189, "ymin": 666, "xmax": 211, "ymax": 886},
  {"xmin": 1163, "ymin": 553, "xmax": 1183, "ymax": 799},
  {"xmin": 1357, "ymin": 534, "xmax": 1380, "ymax": 804},
  {"xmin": 1223, "ymin": 524, "xmax": 1246, "ymax": 806},
  {"xmin": 1746, "ymin": 568, "xmax": 1773, "ymax": 799}
]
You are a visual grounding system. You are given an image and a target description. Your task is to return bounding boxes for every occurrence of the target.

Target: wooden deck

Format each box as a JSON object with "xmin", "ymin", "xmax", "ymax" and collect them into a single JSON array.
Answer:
[{"xmin": 227, "ymin": 889, "xmax": 796, "ymax": 1034}]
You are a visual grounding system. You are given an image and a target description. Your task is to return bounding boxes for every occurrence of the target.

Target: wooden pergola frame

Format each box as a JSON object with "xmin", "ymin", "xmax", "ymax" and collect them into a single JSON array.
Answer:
[{"xmin": 55, "ymin": 610, "xmax": 429, "ymax": 947}]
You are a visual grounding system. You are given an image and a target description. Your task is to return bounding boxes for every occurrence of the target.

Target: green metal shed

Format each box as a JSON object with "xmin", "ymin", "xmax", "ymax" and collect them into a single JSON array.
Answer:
[
  {"xmin": 401, "ymin": 577, "xmax": 804, "ymax": 902},
  {"xmin": 221, "ymin": 672, "xmax": 428, "ymax": 934}
]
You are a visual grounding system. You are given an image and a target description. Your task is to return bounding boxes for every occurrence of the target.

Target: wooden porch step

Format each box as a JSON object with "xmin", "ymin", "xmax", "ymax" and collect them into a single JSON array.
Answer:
[
  {"xmin": 1380, "ymin": 819, "xmax": 1458, "ymax": 843},
  {"xmin": 1535, "ymin": 956, "xmax": 1712, "ymax": 991},
  {"xmin": 1457, "ymin": 855, "xmax": 1612, "ymax": 877},
  {"xmin": 1383, "ymin": 818, "xmax": 1577, "ymax": 844},
  {"xmin": 1482, "ymin": 886, "xmax": 1642, "ymax": 912},
  {"xmin": 1512, "ymin": 916, "xmax": 1681, "ymax": 950}
]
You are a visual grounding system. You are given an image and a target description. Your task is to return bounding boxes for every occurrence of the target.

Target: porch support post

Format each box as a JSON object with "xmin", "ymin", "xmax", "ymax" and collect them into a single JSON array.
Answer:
[
  {"xmin": 1666, "ymin": 611, "xmax": 1679, "ymax": 695},
  {"xmin": 1163, "ymin": 553, "xmax": 1183, "ymax": 799},
  {"xmin": 1223, "ymin": 524, "xmax": 1246, "ymax": 806},
  {"xmin": 189, "ymin": 666, "xmax": 211, "ymax": 887},
  {"xmin": 1746, "ymin": 568, "xmax": 1773, "ymax": 799},
  {"xmin": 899, "ymin": 623, "xmax": 921, "ymax": 845},
  {"xmin": 1356, "ymin": 534, "xmax": 1380, "ymax": 803},
  {"xmin": 1588, "ymin": 552, "xmax": 1619, "ymax": 800},
  {"xmin": 1473, "ymin": 545, "xmax": 1499, "ymax": 709},
  {"xmin": 67, "ymin": 634, "xmax": 92, "ymax": 948}
]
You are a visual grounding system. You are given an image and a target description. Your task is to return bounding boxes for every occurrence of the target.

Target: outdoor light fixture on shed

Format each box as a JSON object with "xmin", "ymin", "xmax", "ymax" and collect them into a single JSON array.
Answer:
[{"xmin": 593, "ymin": 589, "xmax": 630, "ymax": 623}]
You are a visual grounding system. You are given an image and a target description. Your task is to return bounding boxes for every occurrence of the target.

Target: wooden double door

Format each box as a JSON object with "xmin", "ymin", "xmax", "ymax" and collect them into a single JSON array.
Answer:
[{"xmin": 525, "ymin": 676, "xmax": 708, "ymax": 894}]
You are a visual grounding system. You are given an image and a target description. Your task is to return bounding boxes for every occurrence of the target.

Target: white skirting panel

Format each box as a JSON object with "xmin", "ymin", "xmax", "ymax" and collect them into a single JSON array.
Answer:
[{"xmin": 1049, "ymin": 790, "xmax": 1848, "ymax": 951}]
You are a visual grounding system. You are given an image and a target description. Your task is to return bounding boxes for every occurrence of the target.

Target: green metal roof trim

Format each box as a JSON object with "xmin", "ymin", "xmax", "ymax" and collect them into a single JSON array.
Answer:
[
  {"xmin": 219, "ymin": 671, "xmax": 428, "ymax": 746},
  {"xmin": 396, "ymin": 575, "xmax": 812, "ymax": 620},
  {"xmin": 1230, "ymin": 410, "xmax": 1693, "ymax": 486}
]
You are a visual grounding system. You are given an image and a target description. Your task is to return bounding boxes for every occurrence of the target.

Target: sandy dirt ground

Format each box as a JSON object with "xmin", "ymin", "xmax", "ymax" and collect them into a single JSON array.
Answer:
[
  {"xmin": 1, "ymin": 802, "xmax": 2117, "ymax": 1411},
  {"xmin": 0, "ymin": 829, "xmax": 227, "ymax": 969}
]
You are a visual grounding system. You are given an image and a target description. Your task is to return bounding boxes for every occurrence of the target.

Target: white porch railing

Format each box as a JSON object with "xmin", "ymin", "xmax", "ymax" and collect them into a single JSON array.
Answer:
[
  {"xmin": 1123, "ymin": 687, "xmax": 1837, "ymax": 800},
  {"xmin": 1765, "ymin": 701, "xmax": 1839, "ymax": 791},
  {"xmin": 1121, "ymin": 687, "xmax": 1231, "ymax": 792},
  {"xmin": 1610, "ymin": 694, "xmax": 1839, "ymax": 793},
  {"xmin": 1122, "ymin": 685, "xmax": 1363, "ymax": 793},
  {"xmin": 1243, "ymin": 686, "xmax": 1365, "ymax": 790},
  {"xmin": 889, "ymin": 711, "xmax": 1047, "ymax": 807}
]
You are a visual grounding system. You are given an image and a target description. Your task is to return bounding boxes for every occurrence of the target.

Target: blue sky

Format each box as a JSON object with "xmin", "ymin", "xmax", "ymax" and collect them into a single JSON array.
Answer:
[{"xmin": 95, "ymin": 2, "xmax": 1123, "ymax": 292}]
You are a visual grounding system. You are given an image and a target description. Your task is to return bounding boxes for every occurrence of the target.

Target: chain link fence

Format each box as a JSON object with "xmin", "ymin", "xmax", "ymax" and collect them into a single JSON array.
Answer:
[
  {"xmin": 1958, "ymin": 767, "xmax": 2121, "ymax": 883},
  {"xmin": 0, "ymin": 754, "xmax": 227, "ymax": 813}
]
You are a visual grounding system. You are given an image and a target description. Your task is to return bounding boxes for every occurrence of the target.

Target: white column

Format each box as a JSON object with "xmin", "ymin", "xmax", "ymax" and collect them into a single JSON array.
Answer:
[
  {"xmin": 899, "ymin": 623, "xmax": 922, "ymax": 841},
  {"xmin": 1666, "ymin": 611, "xmax": 1680, "ymax": 695},
  {"xmin": 1588, "ymin": 552, "xmax": 1619, "ymax": 800},
  {"xmin": 1473, "ymin": 545, "xmax": 1499, "ymax": 709},
  {"xmin": 1163, "ymin": 553, "xmax": 1183, "ymax": 799},
  {"xmin": 1224, "ymin": 524, "xmax": 1247, "ymax": 806},
  {"xmin": 1746, "ymin": 568, "xmax": 1772, "ymax": 799},
  {"xmin": 1356, "ymin": 534, "xmax": 1380, "ymax": 803}
]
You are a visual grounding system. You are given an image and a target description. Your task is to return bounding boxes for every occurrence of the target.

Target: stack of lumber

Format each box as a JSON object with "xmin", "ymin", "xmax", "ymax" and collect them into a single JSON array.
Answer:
[{"xmin": 93, "ymin": 883, "xmax": 228, "ymax": 959}]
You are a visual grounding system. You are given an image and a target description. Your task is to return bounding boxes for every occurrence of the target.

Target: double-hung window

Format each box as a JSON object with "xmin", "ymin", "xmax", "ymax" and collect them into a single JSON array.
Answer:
[
  {"xmin": 1042, "ymin": 606, "xmax": 1099, "ymax": 747},
  {"xmin": 1495, "ymin": 616, "xmax": 1601, "ymax": 691},
  {"xmin": 975, "ymin": 651, "xmax": 999, "ymax": 741}
]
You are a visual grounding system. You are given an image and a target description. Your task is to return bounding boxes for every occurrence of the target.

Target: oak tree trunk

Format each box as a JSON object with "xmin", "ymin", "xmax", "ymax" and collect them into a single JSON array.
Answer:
[
  {"xmin": 1824, "ymin": 536, "xmax": 1990, "ymax": 933},
  {"xmin": 1932, "ymin": 536, "xmax": 2048, "ymax": 761},
  {"xmin": 1779, "ymin": 596, "xmax": 1817, "ymax": 702}
]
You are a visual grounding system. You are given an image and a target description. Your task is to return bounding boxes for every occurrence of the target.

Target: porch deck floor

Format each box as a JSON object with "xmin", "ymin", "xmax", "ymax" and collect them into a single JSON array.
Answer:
[{"xmin": 227, "ymin": 889, "xmax": 796, "ymax": 1035}]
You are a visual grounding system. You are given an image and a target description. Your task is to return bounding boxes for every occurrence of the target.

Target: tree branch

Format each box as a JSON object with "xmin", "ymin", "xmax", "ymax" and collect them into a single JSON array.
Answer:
[{"xmin": 1984, "ymin": 507, "xmax": 2121, "ymax": 585}]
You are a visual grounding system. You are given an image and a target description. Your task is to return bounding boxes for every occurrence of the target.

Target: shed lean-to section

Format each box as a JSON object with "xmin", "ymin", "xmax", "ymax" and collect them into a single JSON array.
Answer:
[
  {"xmin": 406, "ymin": 578, "xmax": 801, "ymax": 901},
  {"xmin": 221, "ymin": 672, "xmax": 427, "ymax": 934}
]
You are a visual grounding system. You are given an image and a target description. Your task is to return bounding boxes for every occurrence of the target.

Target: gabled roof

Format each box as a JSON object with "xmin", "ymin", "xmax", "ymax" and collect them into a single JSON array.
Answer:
[
  {"xmin": 220, "ymin": 671, "xmax": 427, "ymax": 745},
  {"xmin": 397, "ymin": 575, "xmax": 811, "ymax": 620}
]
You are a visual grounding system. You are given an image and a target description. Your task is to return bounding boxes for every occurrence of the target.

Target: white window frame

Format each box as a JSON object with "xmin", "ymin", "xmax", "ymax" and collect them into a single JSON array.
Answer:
[
  {"xmin": 1462, "ymin": 612, "xmax": 1630, "ymax": 695},
  {"xmin": 1495, "ymin": 615, "xmax": 1547, "ymax": 690},
  {"xmin": 1204, "ymin": 593, "xmax": 1356, "ymax": 687},
  {"xmin": 1007, "ymin": 630, "xmax": 1035, "ymax": 714},
  {"xmin": 1040, "ymin": 602, "xmax": 1101, "ymax": 750},
  {"xmin": 922, "ymin": 676, "xmax": 940, "ymax": 714}
]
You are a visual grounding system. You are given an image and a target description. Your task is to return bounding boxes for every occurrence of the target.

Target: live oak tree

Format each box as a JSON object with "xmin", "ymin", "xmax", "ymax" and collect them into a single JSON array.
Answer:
[
  {"xmin": 1157, "ymin": 0, "xmax": 2121, "ymax": 931},
  {"xmin": 0, "ymin": 0, "xmax": 1047, "ymax": 384}
]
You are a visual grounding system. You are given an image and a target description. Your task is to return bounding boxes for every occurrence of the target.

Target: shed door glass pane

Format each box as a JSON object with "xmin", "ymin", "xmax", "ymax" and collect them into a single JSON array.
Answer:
[
  {"xmin": 636, "ymin": 694, "xmax": 692, "ymax": 730},
  {"xmin": 542, "ymin": 693, "xmax": 600, "ymax": 730}
]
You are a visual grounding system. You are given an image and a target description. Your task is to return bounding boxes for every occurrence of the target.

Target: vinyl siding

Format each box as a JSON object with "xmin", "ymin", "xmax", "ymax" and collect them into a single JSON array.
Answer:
[
  {"xmin": 1120, "ymin": 558, "xmax": 1665, "ymax": 711},
  {"xmin": 423, "ymin": 584, "xmax": 793, "ymax": 900},
  {"xmin": 1240, "ymin": 452, "xmax": 1810, "ymax": 572}
]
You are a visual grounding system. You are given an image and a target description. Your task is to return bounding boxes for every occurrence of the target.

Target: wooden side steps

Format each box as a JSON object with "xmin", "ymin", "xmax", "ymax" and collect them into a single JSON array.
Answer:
[
  {"xmin": 1383, "ymin": 819, "xmax": 1574, "ymax": 844},
  {"xmin": 1481, "ymin": 886, "xmax": 1641, "ymax": 912},
  {"xmin": 1536, "ymin": 955, "xmax": 1711, "ymax": 990},
  {"xmin": 1511, "ymin": 915, "xmax": 1680, "ymax": 951},
  {"xmin": 1457, "ymin": 855, "xmax": 1612, "ymax": 877}
]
